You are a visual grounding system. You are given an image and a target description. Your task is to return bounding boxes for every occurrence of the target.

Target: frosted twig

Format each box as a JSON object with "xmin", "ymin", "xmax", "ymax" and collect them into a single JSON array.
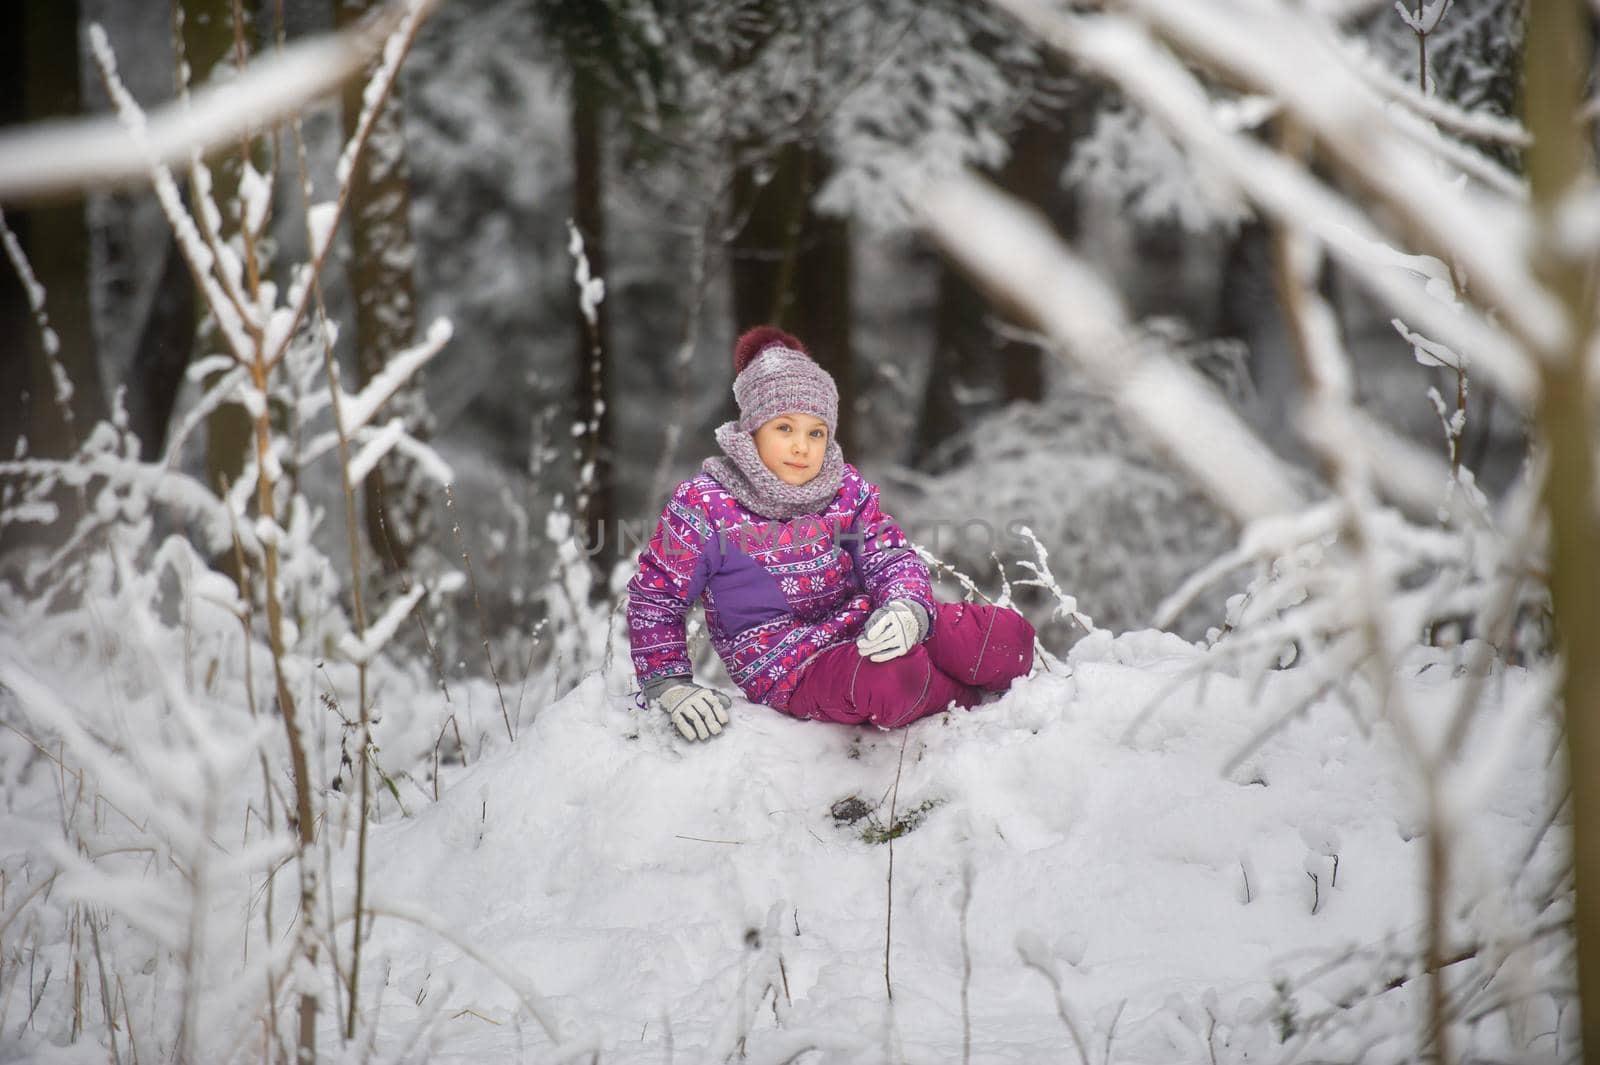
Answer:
[
  {"xmin": 1011, "ymin": 525, "xmax": 1095, "ymax": 633},
  {"xmin": 884, "ymin": 729, "xmax": 908, "ymax": 1002},
  {"xmin": 1103, "ymin": 999, "xmax": 1125, "ymax": 1065},
  {"xmin": 959, "ymin": 861, "xmax": 974, "ymax": 1065},
  {"xmin": 332, "ymin": 321, "xmax": 453, "ymax": 437},
  {"xmin": 1154, "ymin": 504, "xmax": 1341, "ymax": 630},
  {"xmin": 1381, "ymin": 100, "xmax": 1525, "ymax": 200},
  {"xmin": 913, "ymin": 543, "xmax": 1056, "ymax": 674},
  {"xmin": 1016, "ymin": 938, "xmax": 1092, "ymax": 1065},
  {"xmin": 447, "ymin": 484, "xmax": 514, "ymax": 741},
  {"xmin": 1269, "ymin": 126, "xmax": 1455, "ymax": 1062}
]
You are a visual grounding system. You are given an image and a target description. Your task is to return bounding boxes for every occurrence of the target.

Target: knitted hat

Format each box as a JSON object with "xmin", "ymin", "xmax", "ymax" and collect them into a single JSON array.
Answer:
[{"xmin": 732, "ymin": 326, "xmax": 839, "ymax": 436}]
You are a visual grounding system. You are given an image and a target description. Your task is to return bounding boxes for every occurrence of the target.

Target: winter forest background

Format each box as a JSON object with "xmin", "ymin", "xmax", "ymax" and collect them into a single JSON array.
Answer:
[{"xmin": 2, "ymin": 0, "xmax": 1597, "ymax": 1062}]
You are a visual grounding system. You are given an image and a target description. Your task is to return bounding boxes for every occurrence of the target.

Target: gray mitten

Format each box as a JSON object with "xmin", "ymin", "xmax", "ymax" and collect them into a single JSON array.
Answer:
[
  {"xmin": 855, "ymin": 599, "xmax": 929, "ymax": 663},
  {"xmin": 643, "ymin": 676, "xmax": 733, "ymax": 741}
]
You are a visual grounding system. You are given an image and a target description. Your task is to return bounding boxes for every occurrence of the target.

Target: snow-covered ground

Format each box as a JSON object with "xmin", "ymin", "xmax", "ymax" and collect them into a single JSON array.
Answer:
[
  {"xmin": 345, "ymin": 629, "xmax": 1566, "ymax": 1064},
  {"xmin": 0, "ymin": 2, "xmax": 1574, "ymax": 1062}
]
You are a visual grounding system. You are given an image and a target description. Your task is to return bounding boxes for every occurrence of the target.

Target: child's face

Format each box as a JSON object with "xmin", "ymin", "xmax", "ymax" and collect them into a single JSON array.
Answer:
[{"xmin": 753, "ymin": 412, "xmax": 829, "ymax": 485}]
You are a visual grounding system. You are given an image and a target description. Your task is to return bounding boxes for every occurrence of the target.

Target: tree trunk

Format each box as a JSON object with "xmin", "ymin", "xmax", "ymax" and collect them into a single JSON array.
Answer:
[
  {"xmin": 730, "ymin": 141, "xmax": 807, "ymax": 331},
  {"xmin": 12, "ymin": 0, "xmax": 105, "ymax": 460},
  {"xmin": 790, "ymin": 146, "xmax": 854, "ymax": 457},
  {"xmin": 0, "ymin": 1, "xmax": 104, "ymax": 562},
  {"xmin": 989, "ymin": 113, "xmax": 1071, "ymax": 405},
  {"xmin": 0, "ymin": 1, "xmax": 28, "ymax": 467},
  {"xmin": 729, "ymin": 140, "xmax": 855, "ymax": 455},
  {"xmin": 1523, "ymin": 1, "xmax": 1600, "ymax": 1058},
  {"xmin": 571, "ymin": 65, "xmax": 616, "ymax": 598},
  {"xmin": 335, "ymin": 0, "xmax": 432, "ymax": 575},
  {"xmin": 914, "ymin": 104, "xmax": 1084, "ymax": 463},
  {"xmin": 180, "ymin": 0, "xmax": 254, "ymax": 496},
  {"xmin": 125, "ymin": 226, "xmax": 198, "ymax": 459},
  {"xmin": 916, "ymin": 260, "xmax": 987, "ymax": 471}
]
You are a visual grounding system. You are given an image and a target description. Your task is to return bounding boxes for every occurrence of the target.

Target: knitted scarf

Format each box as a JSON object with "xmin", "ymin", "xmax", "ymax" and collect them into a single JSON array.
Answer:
[{"xmin": 702, "ymin": 421, "xmax": 844, "ymax": 520}]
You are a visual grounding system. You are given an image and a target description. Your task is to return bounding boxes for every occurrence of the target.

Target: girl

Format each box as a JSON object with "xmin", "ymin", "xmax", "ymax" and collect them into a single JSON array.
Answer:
[{"xmin": 627, "ymin": 326, "xmax": 1036, "ymax": 741}]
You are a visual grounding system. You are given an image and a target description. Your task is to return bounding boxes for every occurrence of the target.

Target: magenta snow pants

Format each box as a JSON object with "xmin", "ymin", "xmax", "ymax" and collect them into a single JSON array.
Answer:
[{"xmin": 786, "ymin": 601, "xmax": 1035, "ymax": 729}]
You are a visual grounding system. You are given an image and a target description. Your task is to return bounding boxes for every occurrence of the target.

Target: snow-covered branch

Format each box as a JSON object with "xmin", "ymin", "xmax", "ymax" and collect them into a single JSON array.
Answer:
[
  {"xmin": 0, "ymin": 9, "xmax": 412, "ymax": 204},
  {"xmin": 338, "ymin": 582, "xmax": 427, "ymax": 666},
  {"xmin": 337, "ymin": 318, "xmax": 453, "ymax": 436},
  {"xmin": 566, "ymin": 220, "xmax": 606, "ymax": 327}
]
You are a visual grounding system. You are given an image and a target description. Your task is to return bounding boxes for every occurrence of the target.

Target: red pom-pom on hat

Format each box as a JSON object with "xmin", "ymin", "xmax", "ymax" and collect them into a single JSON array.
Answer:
[{"xmin": 734, "ymin": 325, "xmax": 808, "ymax": 376}]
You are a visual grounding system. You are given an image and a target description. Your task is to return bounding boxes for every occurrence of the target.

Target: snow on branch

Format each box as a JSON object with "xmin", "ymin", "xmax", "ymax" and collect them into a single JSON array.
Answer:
[
  {"xmin": 0, "ymin": 9, "xmax": 413, "ymax": 204},
  {"xmin": 386, "ymin": 429, "xmax": 454, "ymax": 486},
  {"xmin": 347, "ymin": 417, "xmax": 408, "ymax": 485},
  {"xmin": 1393, "ymin": 0, "xmax": 1452, "ymax": 36},
  {"xmin": 1268, "ymin": 220, "xmax": 1451, "ymax": 523},
  {"xmin": 1310, "ymin": 0, "xmax": 1393, "ymax": 20},
  {"xmin": 336, "ymin": 318, "xmax": 453, "ymax": 436},
  {"xmin": 922, "ymin": 172, "xmax": 1303, "ymax": 524},
  {"xmin": 0, "ymin": 451, "xmax": 262, "ymax": 559},
  {"xmin": 566, "ymin": 220, "xmax": 606, "ymax": 327},
  {"xmin": 337, "ymin": 582, "xmax": 426, "ymax": 666},
  {"xmin": 1153, "ymin": 501, "xmax": 1341, "ymax": 630},
  {"xmin": 1393, "ymin": 318, "xmax": 1463, "ymax": 370},
  {"xmin": 992, "ymin": 2, "xmax": 1538, "ymax": 411},
  {"xmin": 0, "ymin": 210, "xmax": 61, "ymax": 361},
  {"xmin": 335, "ymin": 0, "xmax": 439, "ymax": 190},
  {"xmin": 163, "ymin": 363, "xmax": 250, "ymax": 467},
  {"xmin": 302, "ymin": 419, "xmax": 453, "ymax": 488}
]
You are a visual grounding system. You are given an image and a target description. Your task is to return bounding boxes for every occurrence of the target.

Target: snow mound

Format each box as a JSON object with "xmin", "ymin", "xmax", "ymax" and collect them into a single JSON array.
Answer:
[{"xmin": 356, "ymin": 637, "xmax": 1558, "ymax": 1063}]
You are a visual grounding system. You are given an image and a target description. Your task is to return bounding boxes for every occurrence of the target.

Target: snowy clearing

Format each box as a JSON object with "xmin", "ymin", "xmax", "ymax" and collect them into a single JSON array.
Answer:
[{"xmin": 345, "ymin": 630, "xmax": 1560, "ymax": 1064}]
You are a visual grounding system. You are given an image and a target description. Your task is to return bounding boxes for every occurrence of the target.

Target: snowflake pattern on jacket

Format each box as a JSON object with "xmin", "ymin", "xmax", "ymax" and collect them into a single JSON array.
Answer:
[{"xmin": 626, "ymin": 463, "xmax": 937, "ymax": 712}]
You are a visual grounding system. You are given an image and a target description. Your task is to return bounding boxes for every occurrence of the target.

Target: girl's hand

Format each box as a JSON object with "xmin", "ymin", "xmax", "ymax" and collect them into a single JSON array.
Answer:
[
  {"xmin": 856, "ymin": 599, "xmax": 927, "ymax": 663},
  {"xmin": 653, "ymin": 681, "xmax": 733, "ymax": 741}
]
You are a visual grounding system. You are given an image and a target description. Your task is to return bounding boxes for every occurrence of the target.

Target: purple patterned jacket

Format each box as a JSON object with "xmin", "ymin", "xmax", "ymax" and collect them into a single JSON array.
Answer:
[{"xmin": 627, "ymin": 463, "xmax": 936, "ymax": 711}]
